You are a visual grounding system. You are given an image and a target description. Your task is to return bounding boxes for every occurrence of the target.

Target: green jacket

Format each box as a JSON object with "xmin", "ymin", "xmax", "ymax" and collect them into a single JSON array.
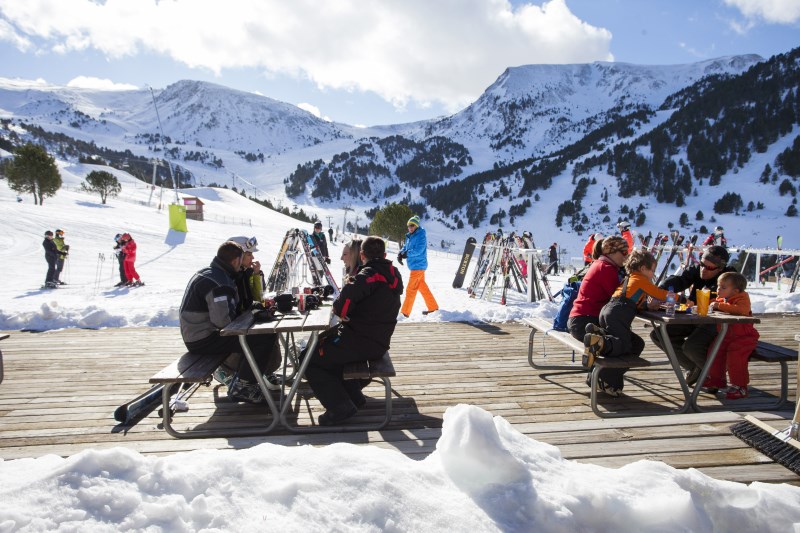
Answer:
[{"xmin": 54, "ymin": 236, "xmax": 66, "ymax": 252}]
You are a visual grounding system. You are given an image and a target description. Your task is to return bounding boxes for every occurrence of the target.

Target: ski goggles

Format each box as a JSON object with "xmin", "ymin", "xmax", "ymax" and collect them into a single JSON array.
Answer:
[{"xmin": 701, "ymin": 262, "xmax": 720, "ymax": 271}]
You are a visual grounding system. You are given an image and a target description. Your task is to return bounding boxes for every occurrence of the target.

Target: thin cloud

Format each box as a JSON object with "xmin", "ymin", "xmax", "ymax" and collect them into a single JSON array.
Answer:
[
  {"xmin": 0, "ymin": 0, "xmax": 612, "ymax": 112},
  {"xmin": 0, "ymin": 18, "xmax": 31, "ymax": 51},
  {"xmin": 296, "ymin": 102, "xmax": 331, "ymax": 122},
  {"xmin": 66, "ymin": 76, "xmax": 138, "ymax": 91}
]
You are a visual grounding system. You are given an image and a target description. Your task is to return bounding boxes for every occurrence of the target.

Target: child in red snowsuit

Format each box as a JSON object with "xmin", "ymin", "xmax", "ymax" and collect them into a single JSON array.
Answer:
[
  {"xmin": 702, "ymin": 272, "xmax": 759, "ymax": 399},
  {"xmin": 121, "ymin": 233, "xmax": 143, "ymax": 286}
]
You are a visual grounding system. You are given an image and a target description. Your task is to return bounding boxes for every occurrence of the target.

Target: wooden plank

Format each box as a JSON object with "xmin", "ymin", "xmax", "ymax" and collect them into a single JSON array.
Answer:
[{"xmin": 0, "ymin": 316, "xmax": 797, "ymax": 486}]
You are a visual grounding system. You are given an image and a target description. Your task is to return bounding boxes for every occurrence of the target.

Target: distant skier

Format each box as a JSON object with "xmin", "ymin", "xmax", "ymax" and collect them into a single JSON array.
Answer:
[
  {"xmin": 703, "ymin": 226, "xmax": 728, "ymax": 248},
  {"xmin": 42, "ymin": 230, "xmax": 63, "ymax": 289},
  {"xmin": 113, "ymin": 233, "xmax": 127, "ymax": 287},
  {"xmin": 311, "ymin": 221, "xmax": 331, "ymax": 263},
  {"xmin": 120, "ymin": 233, "xmax": 143, "ymax": 286},
  {"xmin": 617, "ymin": 220, "xmax": 634, "ymax": 252},
  {"xmin": 53, "ymin": 229, "xmax": 69, "ymax": 285},
  {"xmin": 328, "ymin": 226, "xmax": 334, "ymax": 243},
  {"xmin": 547, "ymin": 243, "xmax": 559, "ymax": 275}
]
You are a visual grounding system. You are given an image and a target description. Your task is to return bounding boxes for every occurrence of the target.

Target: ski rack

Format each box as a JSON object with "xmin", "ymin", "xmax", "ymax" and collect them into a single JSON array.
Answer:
[{"xmin": 266, "ymin": 228, "xmax": 341, "ymax": 297}]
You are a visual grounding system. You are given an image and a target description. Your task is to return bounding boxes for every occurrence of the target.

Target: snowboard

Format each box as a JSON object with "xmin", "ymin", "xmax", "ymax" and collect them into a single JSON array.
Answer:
[
  {"xmin": 114, "ymin": 384, "xmax": 165, "ymax": 424},
  {"xmin": 452, "ymin": 237, "xmax": 477, "ymax": 288}
]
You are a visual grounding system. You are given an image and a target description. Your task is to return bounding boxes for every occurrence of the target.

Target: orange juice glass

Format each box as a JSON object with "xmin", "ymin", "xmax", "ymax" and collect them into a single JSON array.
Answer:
[{"xmin": 696, "ymin": 289, "xmax": 710, "ymax": 316}]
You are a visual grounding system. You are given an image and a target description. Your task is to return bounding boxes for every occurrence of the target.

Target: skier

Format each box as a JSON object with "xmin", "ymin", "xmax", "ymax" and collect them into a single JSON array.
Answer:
[
  {"xmin": 398, "ymin": 215, "xmax": 439, "ymax": 317},
  {"xmin": 42, "ymin": 230, "xmax": 63, "ymax": 289},
  {"xmin": 304, "ymin": 236, "xmax": 403, "ymax": 425},
  {"xmin": 547, "ymin": 243, "xmax": 559, "ymax": 275},
  {"xmin": 582, "ymin": 233, "xmax": 603, "ymax": 265},
  {"xmin": 702, "ymin": 226, "xmax": 728, "ymax": 248},
  {"xmin": 120, "ymin": 233, "xmax": 143, "ymax": 286},
  {"xmin": 113, "ymin": 234, "xmax": 127, "ymax": 287},
  {"xmin": 311, "ymin": 221, "xmax": 331, "ymax": 264},
  {"xmin": 617, "ymin": 220, "xmax": 634, "ymax": 252},
  {"xmin": 53, "ymin": 229, "xmax": 69, "ymax": 285},
  {"xmin": 328, "ymin": 226, "xmax": 334, "ymax": 243}
]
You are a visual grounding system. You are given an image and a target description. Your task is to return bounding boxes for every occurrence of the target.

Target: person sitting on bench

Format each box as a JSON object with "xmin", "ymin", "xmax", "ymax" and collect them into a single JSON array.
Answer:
[
  {"xmin": 179, "ymin": 240, "xmax": 279, "ymax": 404},
  {"xmin": 304, "ymin": 236, "xmax": 404, "ymax": 425}
]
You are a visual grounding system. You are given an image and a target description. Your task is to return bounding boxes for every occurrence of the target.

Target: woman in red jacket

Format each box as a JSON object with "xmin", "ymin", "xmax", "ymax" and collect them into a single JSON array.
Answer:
[
  {"xmin": 567, "ymin": 236, "xmax": 628, "ymax": 395},
  {"xmin": 121, "ymin": 233, "xmax": 143, "ymax": 286}
]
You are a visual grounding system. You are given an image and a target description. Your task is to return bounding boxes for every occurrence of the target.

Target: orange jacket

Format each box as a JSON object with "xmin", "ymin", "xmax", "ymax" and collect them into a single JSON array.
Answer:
[
  {"xmin": 621, "ymin": 230, "xmax": 633, "ymax": 252},
  {"xmin": 583, "ymin": 237, "xmax": 596, "ymax": 263},
  {"xmin": 612, "ymin": 271, "xmax": 669, "ymax": 308},
  {"xmin": 712, "ymin": 291, "xmax": 759, "ymax": 338}
]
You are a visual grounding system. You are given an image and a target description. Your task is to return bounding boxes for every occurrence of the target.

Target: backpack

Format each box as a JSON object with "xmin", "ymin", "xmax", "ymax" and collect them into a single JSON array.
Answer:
[{"xmin": 552, "ymin": 280, "xmax": 581, "ymax": 332}]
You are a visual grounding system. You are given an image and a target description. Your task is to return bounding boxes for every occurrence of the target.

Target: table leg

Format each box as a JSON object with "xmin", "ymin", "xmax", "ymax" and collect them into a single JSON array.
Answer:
[
  {"xmin": 652, "ymin": 321, "xmax": 693, "ymax": 414},
  {"xmin": 279, "ymin": 331, "xmax": 321, "ymax": 431},
  {"xmin": 689, "ymin": 323, "xmax": 728, "ymax": 412},
  {"xmin": 237, "ymin": 334, "xmax": 280, "ymax": 433}
]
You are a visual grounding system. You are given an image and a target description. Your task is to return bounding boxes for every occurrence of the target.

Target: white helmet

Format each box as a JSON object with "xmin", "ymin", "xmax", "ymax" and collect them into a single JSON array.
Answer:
[
  {"xmin": 714, "ymin": 226, "xmax": 724, "ymax": 234},
  {"xmin": 617, "ymin": 220, "xmax": 630, "ymax": 230},
  {"xmin": 594, "ymin": 233, "xmax": 604, "ymax": 240},
  {"xmin": 228, "ymin": 236, "xmax": 259, "ymax": 252}
]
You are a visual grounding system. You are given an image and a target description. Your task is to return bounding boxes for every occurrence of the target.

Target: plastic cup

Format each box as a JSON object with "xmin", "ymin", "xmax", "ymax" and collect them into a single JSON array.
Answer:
[{"xmin": 696, "ymin": 289, "xmax": 710, "ymax": 316}]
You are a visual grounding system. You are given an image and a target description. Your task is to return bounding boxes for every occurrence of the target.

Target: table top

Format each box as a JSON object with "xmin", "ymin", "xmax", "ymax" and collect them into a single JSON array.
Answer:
[
  {"xmin": 636, "ymin": 309, "xmax": 760, "ymax": 325},
  {"xmin": 220, "ymin": 305, "xmax": 335, "ymax": 336}
]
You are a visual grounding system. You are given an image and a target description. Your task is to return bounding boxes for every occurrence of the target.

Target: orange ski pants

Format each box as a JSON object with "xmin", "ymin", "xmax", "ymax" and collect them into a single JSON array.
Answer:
[{"xmin": 401, "ymin": 270, "xmax": 438, "ymax": 316}]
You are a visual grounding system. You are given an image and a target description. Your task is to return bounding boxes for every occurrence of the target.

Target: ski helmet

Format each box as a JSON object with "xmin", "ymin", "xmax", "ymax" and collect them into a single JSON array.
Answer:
[
  {"xmin": 114, "ymin": 233, "xmax": 122, "ymax": 241},
  {"xmin": 314, "ymin": 221, "xmax": 323, "ymax": 229},
  {"xmin": 714, "ymin": 226, "xmax": 724, "ymax": 234},
  {"xmin": 55, "ymin": 229, "xmax": 64, "ymax": 235},
  {"xmin": 617, "ymin": 220, "xmax": 630, "ymax": 230},
  {"xmin": 228, "ymin": 235, "xmax": 259, "ymax": 253},
  {"xmin": 121, "ymin": 233, "xmax": 131, "ymax": 240},
  {"xmin": 594, "ymin": 233, "xmax": 604, "ymax": 240}
]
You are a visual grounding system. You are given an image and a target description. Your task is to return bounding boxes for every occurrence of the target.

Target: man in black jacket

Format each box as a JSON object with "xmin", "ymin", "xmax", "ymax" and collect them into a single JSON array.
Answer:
[
  {"xmin": 311, "ymin": 221, "xmax": 331, "ymax": 263},
  {"xmin": 179, "ymin": 241, "xmax": 279, "ymax": 403},
  {"xmin": 650, "ymin": 245, "xmax": 736, "ymax": 385},
  {"xmin": 304, "ymin": 236, "xmax": 404, "ymax": 425}
]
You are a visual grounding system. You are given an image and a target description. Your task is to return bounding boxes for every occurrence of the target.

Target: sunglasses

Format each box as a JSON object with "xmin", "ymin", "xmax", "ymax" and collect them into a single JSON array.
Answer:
[
  {"xmin": 247, "ymin": 236, "xmax": 258, "ymax": 248},
  {"xmin": 701, "ymin": 262, "xmax": 719, "ymax": 271}
]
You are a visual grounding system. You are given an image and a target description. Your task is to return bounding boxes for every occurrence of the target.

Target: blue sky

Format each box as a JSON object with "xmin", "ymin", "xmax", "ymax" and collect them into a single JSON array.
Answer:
[{"xmin": 1, "ymin": 0, "xmax": 798, "ymax": 126}]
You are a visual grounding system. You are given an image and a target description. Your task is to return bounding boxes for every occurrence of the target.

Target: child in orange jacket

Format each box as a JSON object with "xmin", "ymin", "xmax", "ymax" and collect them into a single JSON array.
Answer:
[
  {"xmin": 702, "ymin": 272, "xmax": 759, "ymax": 399},
  {"xmin": 584, "ymin": 250, "xmax": 667, "ymax": 373}
]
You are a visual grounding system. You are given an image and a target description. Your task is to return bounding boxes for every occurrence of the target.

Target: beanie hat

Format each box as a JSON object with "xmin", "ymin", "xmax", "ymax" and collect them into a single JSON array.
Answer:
[
  {"xmin": 407, "ymin": 215, "xmax": 421, "ymax": 227},
  {"xmin": 45, "ymin": 230, "xmax": 54, "ymax": 236}
]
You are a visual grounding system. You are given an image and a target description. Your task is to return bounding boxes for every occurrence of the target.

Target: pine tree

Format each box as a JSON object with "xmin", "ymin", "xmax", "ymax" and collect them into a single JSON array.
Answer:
[
  {"xmin": 369, "ymin": 203, "xmax": 415, "ymax": 243},
  {"xmin": 5, "ymin": 143, "xmax": 61, "ymax": 205},
  {"xmin": 81, "ymin": 170, "xmax": 121, "ymax": 204}
]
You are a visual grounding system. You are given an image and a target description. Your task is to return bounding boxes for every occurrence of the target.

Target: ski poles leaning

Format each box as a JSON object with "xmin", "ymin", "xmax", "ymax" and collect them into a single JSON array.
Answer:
[{"xmin": 93, "ymin": 253, "xmax": 106, "ymax": 294}]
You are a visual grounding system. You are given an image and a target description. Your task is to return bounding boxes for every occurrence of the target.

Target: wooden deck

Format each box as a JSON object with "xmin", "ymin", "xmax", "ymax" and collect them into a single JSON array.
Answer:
[{"xmin": 1, "ymin": 315, "xmax": 798, "ymax": 485}]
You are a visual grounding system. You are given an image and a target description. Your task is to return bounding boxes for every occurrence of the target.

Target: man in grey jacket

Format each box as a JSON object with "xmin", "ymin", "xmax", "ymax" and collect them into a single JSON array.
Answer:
[{"xmin": 179, "ymin": 240, "xmax": 279, "ymax": 403}]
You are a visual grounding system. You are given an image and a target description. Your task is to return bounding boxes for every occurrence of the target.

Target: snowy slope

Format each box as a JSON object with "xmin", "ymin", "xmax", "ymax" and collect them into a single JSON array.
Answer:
[{"xmin": 0, "ymin": 162, "xmax": 797, "ymax": 332}]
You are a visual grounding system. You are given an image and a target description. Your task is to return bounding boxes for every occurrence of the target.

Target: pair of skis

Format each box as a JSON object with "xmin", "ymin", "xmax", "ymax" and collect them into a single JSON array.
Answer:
[{"xmin": 266, "ymin": 229, "xmax": 340, "ymax": 297}]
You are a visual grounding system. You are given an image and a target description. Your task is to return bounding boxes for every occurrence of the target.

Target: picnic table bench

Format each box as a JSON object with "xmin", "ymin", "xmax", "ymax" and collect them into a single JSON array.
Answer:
[
  {"xmin": 522, "ymin": 316, "xmax": 662, "ymax": 417},
  {"xmin": 749, "ymin": 340, "xmax": 798, "ymax": 409},
  {"xmin": 0, "ymin": 333, "xmax": 7, "ymax": 384},
  {"xmin": 342, "ymin": 351, "xmax": 397, "ymax": 430}
]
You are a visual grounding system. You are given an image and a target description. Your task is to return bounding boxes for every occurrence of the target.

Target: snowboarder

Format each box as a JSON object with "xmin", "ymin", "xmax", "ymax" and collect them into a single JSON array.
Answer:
[
  {"xmin": 398, "ymin": 215, "xmax": 439, "ymax": 317},
  {"xmin": 42, "ymin": 230, "xmax": 63, "ymax": 288},
  {"xmin": 311, "ymin": 221, "xmax": 331, "ymax": 264},
  {"xmin": 702, "ymin": 226, "xmax": 728, "ymax": 248},
  {"xmin": 53, "ymin": 229, "xmax": 69, "ymax": 285},
  {"xmin": 120, "ymin": 233, "xmax": 143, "ymax": 286},
  {"xmin": 113, "ymin": 233, "xmax": 127, "ymax": 287}
]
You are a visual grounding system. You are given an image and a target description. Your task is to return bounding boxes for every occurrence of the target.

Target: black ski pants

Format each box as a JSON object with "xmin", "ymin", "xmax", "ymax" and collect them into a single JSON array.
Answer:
[
  {"xmin": 45, "ymin": 255, "xmax": 57, "ymax": 285},
  {"xmin": 117, "ymin": 253, "xmax": 126, "ymax": 283},
  {"xmin": 304, "ymin": 332, "xmax": 381, "ymax": 412},
  {"xmin": 599, "ymin": 299, "xmax": 645, "ymax": 358},
  {"xmin": 567, "ymin": 315, "xmax": 627, "ymax": 389}
]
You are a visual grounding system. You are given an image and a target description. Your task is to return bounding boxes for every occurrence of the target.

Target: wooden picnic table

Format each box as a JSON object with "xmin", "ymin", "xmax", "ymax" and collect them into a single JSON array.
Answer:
[
  {"xmin": 635, "ymin": 309, "xmax": 761, "ymax": 413},
  {"xmin": 220, "ymin": 304, "xmax": 335, "ymax": 432}
]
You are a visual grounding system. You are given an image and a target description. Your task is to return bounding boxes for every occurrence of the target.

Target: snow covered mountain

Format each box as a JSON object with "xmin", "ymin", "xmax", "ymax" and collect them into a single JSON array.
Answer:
[{"xmin": 1, "ymin": 49, "xmax": 799, "ymax": 254}]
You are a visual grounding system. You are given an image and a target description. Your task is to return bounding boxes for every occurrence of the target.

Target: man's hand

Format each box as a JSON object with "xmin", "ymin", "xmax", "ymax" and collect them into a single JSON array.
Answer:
[
  {"xmin": 251, "ymin": 260, "xmax": 261, "ymax": 275},
  {"xmin": 397, "ymin": 252, "xmax": 405, "ymax": 265},
  {"xmin": 325, "ymin": 257, "xmax": 331, "ymax": 264}
]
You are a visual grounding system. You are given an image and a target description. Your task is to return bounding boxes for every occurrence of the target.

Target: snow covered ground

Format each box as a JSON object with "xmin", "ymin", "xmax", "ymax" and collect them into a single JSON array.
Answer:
[{"xmin": 1, "ymin": 167, "xmax": 800, "ymax": 531}]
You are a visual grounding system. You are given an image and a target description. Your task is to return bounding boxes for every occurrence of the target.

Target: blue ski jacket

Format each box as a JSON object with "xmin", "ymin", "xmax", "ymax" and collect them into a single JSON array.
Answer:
[{"xmin": 400, "ymin": 226, "xmax": 428, "ymax": 271}]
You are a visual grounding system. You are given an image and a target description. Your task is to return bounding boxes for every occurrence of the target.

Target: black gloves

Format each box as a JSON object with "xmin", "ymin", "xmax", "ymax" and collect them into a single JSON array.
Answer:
[
  {"xmin": 397, "ymin": 251, "xmax": 407, "ymax": 265},
  {"xmin": 325, "ymin": 257, "xmax": 331, "ymax": 264}
]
